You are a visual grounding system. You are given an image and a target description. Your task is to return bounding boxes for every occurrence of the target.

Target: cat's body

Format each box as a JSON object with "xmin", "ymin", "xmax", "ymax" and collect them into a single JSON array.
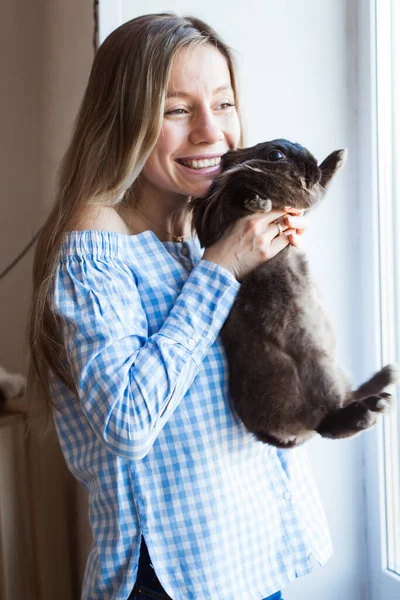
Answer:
[{"xmin": 192, "ymin": 139, "xmax": 399, "ymax": 448}]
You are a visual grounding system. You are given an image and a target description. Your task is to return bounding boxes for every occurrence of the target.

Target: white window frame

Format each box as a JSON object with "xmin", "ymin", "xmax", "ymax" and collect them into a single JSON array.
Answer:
[{"xmin": 362, "ymin": 0, "xmax": 400, "ymax": 598}]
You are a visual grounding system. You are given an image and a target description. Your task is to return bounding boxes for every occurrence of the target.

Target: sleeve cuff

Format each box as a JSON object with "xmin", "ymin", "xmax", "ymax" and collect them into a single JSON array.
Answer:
[{"xmin": 157, "ymin": 259, "xmax": 240, "ymax": 364}]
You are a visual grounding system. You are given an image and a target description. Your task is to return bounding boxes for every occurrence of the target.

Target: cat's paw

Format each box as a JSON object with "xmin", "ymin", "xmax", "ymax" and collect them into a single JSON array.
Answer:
[
  {"xmin": 244, "ymin": 196, "xmax": 272, "ymax": 213},
  {"xmin": 317, "ymin": 401, "xmax": 381, "ymax": 439},
  {"xmin": 362, "ymin": 392, "xmax": 394, "ymax": 413},
  {"xmin": 355, "ymin": 409, "xmax": 377, "ymax": 431}
]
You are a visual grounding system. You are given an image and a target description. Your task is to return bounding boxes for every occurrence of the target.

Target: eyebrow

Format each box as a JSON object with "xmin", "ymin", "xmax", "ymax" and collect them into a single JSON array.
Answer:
[{"xmin": 166, "ymin": 84, "xmax": 233, "ymax": 99}]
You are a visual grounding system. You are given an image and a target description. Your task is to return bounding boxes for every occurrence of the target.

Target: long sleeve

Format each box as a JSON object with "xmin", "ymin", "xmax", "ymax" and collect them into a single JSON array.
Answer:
[{"xmin": 53, "ymin": 234, "xmax": 240, "ymax": 460}]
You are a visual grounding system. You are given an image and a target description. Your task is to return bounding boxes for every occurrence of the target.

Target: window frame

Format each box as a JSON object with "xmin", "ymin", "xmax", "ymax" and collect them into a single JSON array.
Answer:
[{"xmin": 362, "ymin": 0, "xmax": 400, "ymax": 597}]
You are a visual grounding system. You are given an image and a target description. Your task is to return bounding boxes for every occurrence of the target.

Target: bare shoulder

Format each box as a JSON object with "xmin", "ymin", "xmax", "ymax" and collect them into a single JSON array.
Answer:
[{"xmin": 71, "ymin": 205, "xmax": 132, "ymax": 234}]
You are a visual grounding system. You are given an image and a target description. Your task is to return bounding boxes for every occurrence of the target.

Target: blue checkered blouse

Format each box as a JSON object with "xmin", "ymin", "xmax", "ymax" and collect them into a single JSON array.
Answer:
[{"xmin": 50, "ymin": 229, "xmax": 333, "ymax": 600}]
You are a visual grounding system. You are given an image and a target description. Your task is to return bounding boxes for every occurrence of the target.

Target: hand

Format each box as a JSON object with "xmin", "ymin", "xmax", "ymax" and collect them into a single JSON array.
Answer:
[
  {"xmin": 282, "ymin": 207, "xmax": 308, "ymax": 248},
  {"xmin": 202, "ymin": 207, "xmax": 308, "ymax": 280}
]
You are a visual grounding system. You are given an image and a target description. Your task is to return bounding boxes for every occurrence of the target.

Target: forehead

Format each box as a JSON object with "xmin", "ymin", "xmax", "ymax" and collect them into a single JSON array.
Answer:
[{"xmin": 166, "ymin": 44, "xmax": 232, "ymax": 98}]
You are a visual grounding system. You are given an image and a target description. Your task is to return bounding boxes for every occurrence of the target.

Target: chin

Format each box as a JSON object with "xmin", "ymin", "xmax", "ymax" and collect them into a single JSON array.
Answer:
[
  {"xmin": 188, "ymin": 182, "xmax": 216, "ymax": 199},
  {"xmin": 189, "ymin": 189, "xmax": 208, "ymax": 199}
]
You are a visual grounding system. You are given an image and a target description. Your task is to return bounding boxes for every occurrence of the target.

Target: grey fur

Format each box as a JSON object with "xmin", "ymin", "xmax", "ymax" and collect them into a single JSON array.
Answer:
[{"xmin": 191, "ymin": 139, "xmax": 399, "ymax": 448}]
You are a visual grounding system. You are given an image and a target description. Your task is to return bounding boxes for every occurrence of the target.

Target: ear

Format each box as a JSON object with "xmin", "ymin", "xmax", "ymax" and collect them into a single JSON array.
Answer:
[{"xmin": 319, "ymin": 149, "xmax": 348, "ymax": 189}]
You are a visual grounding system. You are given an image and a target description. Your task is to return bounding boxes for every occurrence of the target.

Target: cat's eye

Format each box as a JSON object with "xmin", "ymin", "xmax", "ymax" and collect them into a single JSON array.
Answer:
[{"xmin": 268, "ymin": 150, "xmax": 285, "ymax": 161}]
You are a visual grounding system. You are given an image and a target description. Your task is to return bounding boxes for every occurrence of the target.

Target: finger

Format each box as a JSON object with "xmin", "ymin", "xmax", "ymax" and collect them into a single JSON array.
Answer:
[
  {"xmin": 245, "ymin": 211, "xmax": 289, "ymax": 236},
  {"xmin": 284, "ymin": 215, "xmax": 308, "ymax": 230},
  {"xmin": 264, "ymin": 220, "xmax": 286, "ymax": 244},
  {"xmin": 274, "ymin": 214, "xmax": 305, "ymax": 237},
  {"xmin": 288, "ymin": 232, "xmax": 303, "ymax": 248},
  {"xmin": 265, "ymin": 221, "xmax": 295, "ymax": 246},
  {"xmin": 254, "ymin": 209, "xmax": 288, "ymax": 225},
  {"xmin": 284, "ymin": 207, "xmax": 305, "ymax": 216},
  {"xmin": 267, "ymin": 214, "xmax": 294, "ymax": 237},
  {"xmin": 269, "ymin": 228, "xmax": 294, "ymax": 254}
]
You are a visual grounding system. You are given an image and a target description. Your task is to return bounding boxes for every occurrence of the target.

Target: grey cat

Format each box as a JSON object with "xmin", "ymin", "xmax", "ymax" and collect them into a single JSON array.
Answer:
[{"xmin": 191, "ymin": 139, "xmax": 399, "ymax": 448}]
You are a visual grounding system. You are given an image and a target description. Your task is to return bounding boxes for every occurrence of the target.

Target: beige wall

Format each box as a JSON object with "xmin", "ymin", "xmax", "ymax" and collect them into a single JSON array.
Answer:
[
  {"xmin": 0, "ymin": 0, "xmax": 44, "ymax": 371},
  {"xmin": 1, "ymin": 2, "xmax": 94, "ymax": 598},
  {"xmin": 40, "ymin": 0, "xmax": 95, "ymax": 213},
  {"xmin": 0, "ymin": 0, "xmax": 93, "ymax": 372}
]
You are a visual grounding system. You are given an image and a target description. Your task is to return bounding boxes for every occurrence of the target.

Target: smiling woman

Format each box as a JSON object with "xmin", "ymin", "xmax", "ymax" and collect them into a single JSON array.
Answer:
[
  {"xmin": 27, "ymin": 12, "xmax": 327, "ymax": 600},
  {"xmin": 121, "ymin": 43, "xmax": 241, "ymax": 239}
]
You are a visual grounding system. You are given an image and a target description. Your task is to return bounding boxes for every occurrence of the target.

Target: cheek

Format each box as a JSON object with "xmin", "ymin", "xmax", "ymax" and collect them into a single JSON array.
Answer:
[
  {"xmin": 145, "ymin": 123, "xmax": 180, "ymax": 166},
  {"xmin": 155, "ymin": 122, "xmax": 183, "ymax": 156},
  {"xmin": 140, "ymin": 153, "xmax": 169, "ymax": 192},
  {"xmin": 141, "ymin": 133, "xmax": 176, "ymax": 181},
  {"xmin": 226, "ymin": 113, "xmax": 241, "ymax": 147}
]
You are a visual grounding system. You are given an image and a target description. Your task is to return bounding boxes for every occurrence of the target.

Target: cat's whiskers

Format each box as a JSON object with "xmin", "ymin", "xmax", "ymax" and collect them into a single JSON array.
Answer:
[
  {"xmin": 243, "ymin": 164, "xmax": 265, "ymax": 175},
  {"xmin": 313, "ymin": 181, "xmax": 326, "ymax": 199},
  {"xmin": 299, "ymin": 177, "xmax": 308, "ymax": 191}
]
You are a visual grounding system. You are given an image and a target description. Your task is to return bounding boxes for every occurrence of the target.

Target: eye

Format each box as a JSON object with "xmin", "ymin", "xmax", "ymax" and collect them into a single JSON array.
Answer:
[
  {"xmin": 268, "ymin": 150, "xmax": 285, "ymax": 161},
  {"xmin": 165, "ymin": 108, "xmax": 188, "ymax": 116},
  {"xmin": 217, "ymin": 101, "xmax": 235, "ymax": 110}
]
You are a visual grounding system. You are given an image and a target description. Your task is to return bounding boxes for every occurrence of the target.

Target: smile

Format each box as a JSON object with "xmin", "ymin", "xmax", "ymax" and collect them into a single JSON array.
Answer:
[{"xmin": 177, "ymin": 156, "xmax": 222, "ymax": 170}]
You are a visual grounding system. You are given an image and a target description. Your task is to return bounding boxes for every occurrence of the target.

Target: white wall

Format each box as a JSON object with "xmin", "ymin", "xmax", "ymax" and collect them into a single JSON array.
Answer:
[{"xmin": 105, "ymin": 1, "xmax": 369, "ymax": 598}]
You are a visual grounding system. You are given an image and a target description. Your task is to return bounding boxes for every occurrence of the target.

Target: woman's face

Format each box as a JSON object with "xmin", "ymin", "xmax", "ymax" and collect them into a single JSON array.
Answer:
[{"xmin": 140, "ymin": 43, "xmax": 241, "ymax": 201}]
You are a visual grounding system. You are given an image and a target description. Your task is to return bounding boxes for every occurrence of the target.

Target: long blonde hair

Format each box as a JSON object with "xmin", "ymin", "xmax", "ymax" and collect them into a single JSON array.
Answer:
[{"xmin": 27, "ymin": 13, "xmax": 244, "ymax": 427}]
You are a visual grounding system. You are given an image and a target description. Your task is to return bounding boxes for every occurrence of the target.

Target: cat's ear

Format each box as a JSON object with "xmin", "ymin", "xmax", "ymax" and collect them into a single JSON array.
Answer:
[{"xmin": 319, "ymin": 149, "xmax": 347, "ymax": 190}]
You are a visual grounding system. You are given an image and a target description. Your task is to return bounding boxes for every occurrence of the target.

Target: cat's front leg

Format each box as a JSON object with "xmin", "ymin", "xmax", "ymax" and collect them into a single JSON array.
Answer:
[
  {"xmin": 316, "ymin": 394, "xmax": 393, "ymax": 440},
  {"xmin": 244, "ymin": 195, "xmax": 272, "ymax": 212}
]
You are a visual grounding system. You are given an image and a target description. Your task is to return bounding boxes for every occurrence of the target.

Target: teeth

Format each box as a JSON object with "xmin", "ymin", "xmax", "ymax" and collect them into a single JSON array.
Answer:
[{"xmin": 181, "ymin": 156, "xmax": 221, "ymax": 169}]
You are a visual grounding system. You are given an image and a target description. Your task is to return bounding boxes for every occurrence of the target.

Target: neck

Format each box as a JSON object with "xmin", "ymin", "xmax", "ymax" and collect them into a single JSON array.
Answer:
[
  {"xmin": 134, "ymin": 206, "xmax": 192, "ymax": 242},
  {"xmin": 120, "ymin": 186, "xmax": 193, "ymax": 242}
]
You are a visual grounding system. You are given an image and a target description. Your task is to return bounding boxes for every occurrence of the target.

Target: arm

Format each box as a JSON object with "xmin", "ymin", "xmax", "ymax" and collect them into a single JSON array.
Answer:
[{"xmin": 54, "ymin": 254, "xmax": 239, "ymax": 460}]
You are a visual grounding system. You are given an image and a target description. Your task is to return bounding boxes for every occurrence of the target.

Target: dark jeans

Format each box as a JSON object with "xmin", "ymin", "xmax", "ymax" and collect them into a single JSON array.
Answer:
[{"xmin": 129, "ymin": 536, "xmax": 283, "ymax": 600}]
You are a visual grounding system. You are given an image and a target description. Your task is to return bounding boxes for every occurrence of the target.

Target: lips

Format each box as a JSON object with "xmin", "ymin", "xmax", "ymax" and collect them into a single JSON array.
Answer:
[
  {"xmin": 176, "ymin": 160, "xmax": 223, "ymax": 176},
  {"xmin": 177, "ymin": 156, "xmax": 222, "ymax": 170},
  {"xmin": 177, "ymin": 153, "xmax": 225, "ymax": 160}
]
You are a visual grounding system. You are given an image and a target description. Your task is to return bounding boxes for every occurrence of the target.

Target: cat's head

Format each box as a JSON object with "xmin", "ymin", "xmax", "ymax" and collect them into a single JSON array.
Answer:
[{"xmin": 191, "ymin": 139, "xmax": 347, "ymax": 247}]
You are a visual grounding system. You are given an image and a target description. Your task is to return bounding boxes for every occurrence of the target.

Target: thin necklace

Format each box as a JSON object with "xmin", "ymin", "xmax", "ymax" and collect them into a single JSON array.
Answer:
[{"xmin": 133, "ymin": 207, "xmax": 191, "ymax": 242}]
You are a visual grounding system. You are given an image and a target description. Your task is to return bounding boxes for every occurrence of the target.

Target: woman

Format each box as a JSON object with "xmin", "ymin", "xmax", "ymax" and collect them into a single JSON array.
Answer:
[{"xmin": 27, "ymin": 13, "xmax": 333, "ymax": 600}]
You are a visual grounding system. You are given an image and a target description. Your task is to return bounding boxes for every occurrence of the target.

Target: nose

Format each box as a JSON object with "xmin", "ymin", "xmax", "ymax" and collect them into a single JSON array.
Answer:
[{"xmin": 188, "ymin": 110, "xmax": 224, "ymax": 146}]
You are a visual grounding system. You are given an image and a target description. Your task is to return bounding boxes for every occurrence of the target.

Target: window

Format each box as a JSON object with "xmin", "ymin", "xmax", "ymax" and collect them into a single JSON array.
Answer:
[
  {"xmin": 366, "ymin": 0, "xmax": 400, "ymax": 597},
  {"xmin": 376, "ymin": 0, "xmax": 400, "ymax": 580},
  {"xmin": 362, "ymin": 0, "xmax": 400, "ymax": 596}
]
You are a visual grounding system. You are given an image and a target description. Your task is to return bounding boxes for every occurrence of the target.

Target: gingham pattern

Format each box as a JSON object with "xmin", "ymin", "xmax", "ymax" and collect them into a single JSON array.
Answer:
[{"xmin": 51, "ymin": 230, "xmax": 333, "ymax": 600}]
